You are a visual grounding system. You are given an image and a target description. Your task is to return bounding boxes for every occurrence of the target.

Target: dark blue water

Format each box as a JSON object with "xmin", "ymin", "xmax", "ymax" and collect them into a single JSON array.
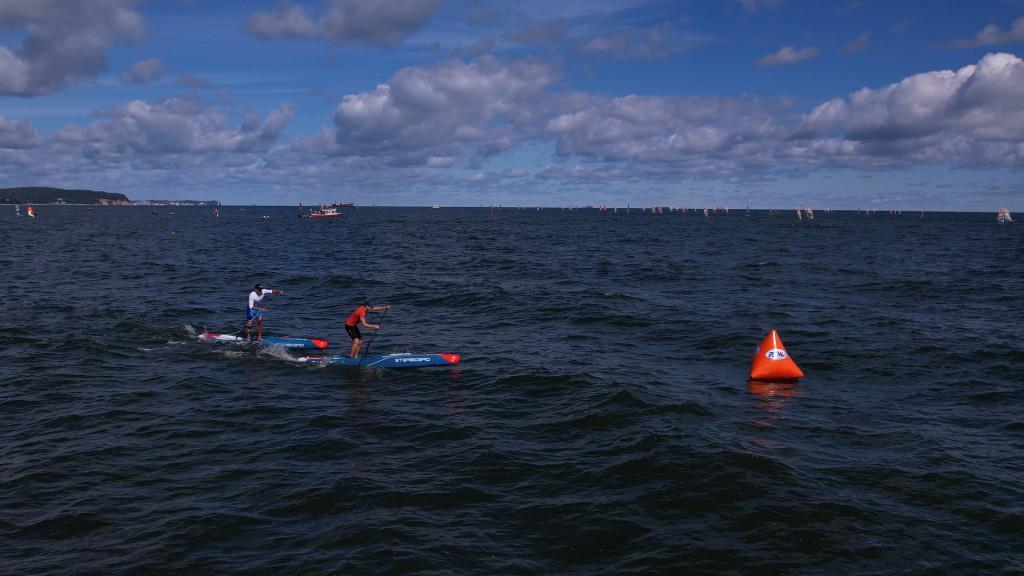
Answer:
[{"xmin": 2, "ymin": 205, "xmax": 1022, "ymax": 575}]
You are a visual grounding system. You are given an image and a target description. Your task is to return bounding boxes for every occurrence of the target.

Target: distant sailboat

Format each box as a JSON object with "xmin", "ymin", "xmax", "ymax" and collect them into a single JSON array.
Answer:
[
  {"xmin": 806, "ymin": 205, "xmax": 814, "ymax": 220},
  {"xmin": 15, "ymin": 202, "xmax": 19, "ymax": 217},
  {"xmin": 26, "ymin": 205, "xmax": 35, "ymax": 218},
  {"xmin": 796, "ymin": 205, "xmax": 802, "ymax": 220},
  {"xmin": 998, "ymin": 207, "xmax": 1013, "ymax": 223}
]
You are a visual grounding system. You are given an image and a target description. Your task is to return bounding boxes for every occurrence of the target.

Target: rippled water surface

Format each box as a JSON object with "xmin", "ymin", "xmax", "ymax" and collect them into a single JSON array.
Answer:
[{"xmin": 2, "ymin": 205, "xmax": 1022, "ymax": 575}]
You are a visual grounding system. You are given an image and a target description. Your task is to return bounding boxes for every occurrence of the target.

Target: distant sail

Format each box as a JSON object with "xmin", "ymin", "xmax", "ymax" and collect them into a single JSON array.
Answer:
[{"xmin": 27, "ymin": 206, "xmax": 35, "ymax": 218}]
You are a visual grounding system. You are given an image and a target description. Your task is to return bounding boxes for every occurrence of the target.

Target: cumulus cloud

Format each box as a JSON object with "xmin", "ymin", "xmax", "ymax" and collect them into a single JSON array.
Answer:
[
  {"xmin": 332, "ymin": 55, "xmax": 558, "ymax": 165},
  {"xmin": 244, "ymin": 0, "xmax": 441, "ymax": 47},
  {"xmin": 0, "ymin": 115, "xmax": 39, "ymax": 148},
  {"xmin": 4, "ymin": 50, "xmax": 1024, "ymax": 196},
  {"xmin": 503, "ymin": 18, "xmax": 566, "ymax": 45},
  {"xmin": 119, "ymin": 58, "xmax": 164, "ymax": 85},
  {"xmin": 951, "ymin": 16, "xmax": 1024, "ymax": 48},
  {"xmin": 798, "ymin": 52, "xmax": 1024, "ymax": 168},
  {"xmin": 451, "ymin": 36, "xmax": 496, "ymax": 58},
  {"xmin": 841, "ymin": 32, "xmax": 872, "ymax": 54},
  {"xmin": 578, "ymin": 24, "xmax": 690, "ymax": 61},
  {"xmin": 177, "ymin": 74, "xmax": 210, "ymax": 89},
  {"xmin": 0, "ymin": 0, "xmax": 145, "ymax": 95},
  {"xmin": 756, "ymin": 45, "xmax": 820, "ymax": 66},
  {"xmin": 543, "ymin": 92, "xmax": 789, "ymax": 176},
  {"xmin": 39, "ymin": 98, "xmax": 295, "ymax": 169}
]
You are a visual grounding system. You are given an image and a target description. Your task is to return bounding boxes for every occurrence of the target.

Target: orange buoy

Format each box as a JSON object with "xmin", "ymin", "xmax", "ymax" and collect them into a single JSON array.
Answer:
[{"xmin": 749, "ymin": 329, "xmax": 803, "ymax": 381}]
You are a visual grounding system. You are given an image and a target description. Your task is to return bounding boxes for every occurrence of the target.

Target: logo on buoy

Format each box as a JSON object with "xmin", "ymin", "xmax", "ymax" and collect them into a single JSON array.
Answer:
[{"xmin": 765, "ymin": 348, "xmax": 788, "ymax": 360}]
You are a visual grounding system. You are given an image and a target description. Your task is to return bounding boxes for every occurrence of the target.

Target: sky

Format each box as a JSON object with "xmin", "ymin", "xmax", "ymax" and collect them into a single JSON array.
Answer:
[{"xmin": 1, "ymin": 0, "xmax": 1023, "ymax": 210}]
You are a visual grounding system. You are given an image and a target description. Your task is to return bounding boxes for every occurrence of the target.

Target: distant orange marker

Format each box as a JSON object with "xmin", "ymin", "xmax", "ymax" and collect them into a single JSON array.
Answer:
[{"xmin": 750, "ymin": 329, "xmax": 803, "ymax": 381}]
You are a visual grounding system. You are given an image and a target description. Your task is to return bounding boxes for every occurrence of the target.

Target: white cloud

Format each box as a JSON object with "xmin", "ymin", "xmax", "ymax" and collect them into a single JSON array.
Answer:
[
  {"xmin": 543, "ymin": 92, "xmax": 787, "ymax": 176},
  {"xmin": 841, "ymin": 32, "xmax": 872, "ymax": 54},
  {"xmin": 3, "ymin": 48, "xmax": 1023, "ymax": 202},
  {"xmin": 331, "ymin": 55, "xmax": 558, "ymax": 165},
  {"xmin": 756, "ymin": 45, "xmax": 820, "ymax": 66},
  {"xmin": 119, "ymin": 58, "xmax": 164, "ymax": 85},
  {"xmin": 798, "ymin": 52, "xmax": 1024, "ymax": 168},
  {"xmin": 578, "ymin": 24, "xmax": 690, "ymax": 61},
  {"xmin": 0, "ymin": 115, "xmax": 38, "ymax": 148},
  {"xmin": 0, "ymin": 0, "xmax": 145, "ymax": 95},
  {"xmin": 42, "ymin": 99, "xmax": 295, "ymax": 164},
  {"xmin": 951, "ymin": 16, "xmax": 1024, "ymax": 48},
  {"xmin": 244, "ymin": 0, "xmax": 442, "ymax": 47},
  {"xmin": 502, "ymin": 18, "xmax": 567, "ymax": 45}
]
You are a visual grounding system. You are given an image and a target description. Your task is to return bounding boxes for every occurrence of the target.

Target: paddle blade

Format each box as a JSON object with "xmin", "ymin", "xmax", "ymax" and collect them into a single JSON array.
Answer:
[{"xmin": 750, "ymin": 329, "xmax": 803, "ymax": 381}]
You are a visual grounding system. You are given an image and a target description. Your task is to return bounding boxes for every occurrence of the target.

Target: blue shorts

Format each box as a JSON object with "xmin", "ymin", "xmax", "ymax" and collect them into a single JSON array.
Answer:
[{"xmin": 247, "ymin": 308, "xmax": 263, "ymax": 321}]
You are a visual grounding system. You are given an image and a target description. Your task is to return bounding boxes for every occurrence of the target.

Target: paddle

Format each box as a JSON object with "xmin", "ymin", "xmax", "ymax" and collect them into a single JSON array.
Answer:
[
  {"xmin": 237, "ymin": 294, "xmax": 280, "ymax": 338},
  {"xmin": 359, "ymin": 306, "xmax": 389, "ymax": 365}
]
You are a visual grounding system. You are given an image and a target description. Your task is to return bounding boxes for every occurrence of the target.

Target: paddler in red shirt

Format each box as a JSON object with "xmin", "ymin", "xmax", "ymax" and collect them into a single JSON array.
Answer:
[{"xmin": 345, "ymin": 298, "xmax": 390, "ymax": 357}]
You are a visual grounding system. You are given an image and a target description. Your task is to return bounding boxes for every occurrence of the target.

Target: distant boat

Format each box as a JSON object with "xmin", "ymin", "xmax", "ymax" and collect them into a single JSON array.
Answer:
[
  {"xmin": 26, "ymin": 205, "xmax": 35, "ymax": 218},
  {"xmin": 14, "ymin": 203, "xmax": 19, "ymax": 217},
  {"xmin": 432, "ymin": 205, "xmax": 440, "ymax": 209},
  {"xmin": 309, "ymin": 205, "xmax": 340, "ymax": 218},
  {"xmin": 796, "ymin": 205, "xmax": 802, "ymax": 220},
  {"xmin": 998, "ymin": 207, "xmax": 1013, "ymax": 223},
  {"xmin": 332, "ymin": 202, "xmax": 356, "ymax": 208},
  {"xmin": 806, "ymin": 205, "xmax": 814, "ymax": 220}
]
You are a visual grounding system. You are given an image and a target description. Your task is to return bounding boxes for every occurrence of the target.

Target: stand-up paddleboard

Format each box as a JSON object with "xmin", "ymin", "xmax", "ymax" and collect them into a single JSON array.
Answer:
[
  {"xmin": 296, "ymin": 353, "xmax": 460, "ymax": 368},
  {"xmin": 200, "ymin": 333, "xmax": 328, "ymax": 350},
  {"xmin": 750, "ymin": 329, "xmax": 803, "ymax": 381}
]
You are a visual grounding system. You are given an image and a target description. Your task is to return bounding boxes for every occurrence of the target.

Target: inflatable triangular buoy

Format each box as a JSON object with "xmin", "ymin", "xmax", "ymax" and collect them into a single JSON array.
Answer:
[{"xmin": 750, "ymin": 329, "xmax": 803, "ymax": 381}]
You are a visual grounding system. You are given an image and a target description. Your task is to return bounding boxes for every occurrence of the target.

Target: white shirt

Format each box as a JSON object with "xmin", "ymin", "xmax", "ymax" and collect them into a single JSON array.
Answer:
[{"xmin": 248, "ymin": 289, "xmax": 271, "ymax": 309}]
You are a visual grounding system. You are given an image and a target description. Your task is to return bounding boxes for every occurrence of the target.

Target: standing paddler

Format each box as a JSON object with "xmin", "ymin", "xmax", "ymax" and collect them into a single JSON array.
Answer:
[
  {"xmin": 345, "ymin": 298, "xmax": 390, "ymax": 357},
  {"xmin": 245, "ymin": 283, "xmax": 283, "ymax": 341}
]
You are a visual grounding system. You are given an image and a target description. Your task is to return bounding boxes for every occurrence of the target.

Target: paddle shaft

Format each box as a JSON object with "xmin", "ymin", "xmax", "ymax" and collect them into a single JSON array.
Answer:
[
  {"xmin": 360, "ymin": 307, "xmax": 389, "ymax": 364},
  {"xmin": 239, "ymin": 294, "xmax": 280, "ymax": 334}
]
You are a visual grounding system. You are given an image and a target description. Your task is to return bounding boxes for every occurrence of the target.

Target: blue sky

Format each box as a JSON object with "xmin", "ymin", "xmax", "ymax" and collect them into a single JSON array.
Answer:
[{"xmin": 1, "ymin": 0, "xmax": 1023, "ymax": 210}]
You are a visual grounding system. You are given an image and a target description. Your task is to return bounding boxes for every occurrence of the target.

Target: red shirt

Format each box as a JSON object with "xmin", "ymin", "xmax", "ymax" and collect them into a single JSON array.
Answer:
[{"xmin": 345, "ymin": 305, "xmax": 369, "ymax": 327}]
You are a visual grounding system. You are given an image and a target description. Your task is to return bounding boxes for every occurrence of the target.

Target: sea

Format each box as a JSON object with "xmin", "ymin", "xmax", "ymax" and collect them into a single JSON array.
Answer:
[{"xmin": 1, "ymin": 204, "xmax": 1021, "ymax": 575}]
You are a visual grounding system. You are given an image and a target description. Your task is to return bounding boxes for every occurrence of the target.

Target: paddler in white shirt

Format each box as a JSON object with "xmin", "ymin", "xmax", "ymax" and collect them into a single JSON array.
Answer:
[{"xmin": 244, "ymin": 283, "xmax": 283, "ymax": 341}]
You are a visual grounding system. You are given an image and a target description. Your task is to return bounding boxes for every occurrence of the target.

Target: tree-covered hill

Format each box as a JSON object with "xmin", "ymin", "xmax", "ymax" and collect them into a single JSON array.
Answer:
[{"xmin": 1, "ymin": 187, "xmax": 130, "ymax": 205}]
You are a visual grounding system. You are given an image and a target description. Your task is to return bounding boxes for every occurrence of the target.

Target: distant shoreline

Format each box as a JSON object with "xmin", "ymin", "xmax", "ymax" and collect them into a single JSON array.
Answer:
[{"xmin": 0, "ymin": 186, "xmax": 221, "ymax": 206}]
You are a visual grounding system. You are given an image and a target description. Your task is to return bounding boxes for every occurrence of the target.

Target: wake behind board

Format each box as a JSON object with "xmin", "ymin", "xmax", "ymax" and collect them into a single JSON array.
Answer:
[
  {"xmin": 296, "ymin": 353, "xmax": 460, "ymax": 368},
  {"xmin": 200, "ymin": 333, "xmax": 328, "ymax": 350}
]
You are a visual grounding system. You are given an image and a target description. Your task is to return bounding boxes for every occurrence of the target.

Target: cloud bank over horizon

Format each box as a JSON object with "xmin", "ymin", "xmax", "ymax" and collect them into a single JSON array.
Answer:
[{"xmin": 1, "ymin": 0, "xmax": 1022, "ymax": 209}]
